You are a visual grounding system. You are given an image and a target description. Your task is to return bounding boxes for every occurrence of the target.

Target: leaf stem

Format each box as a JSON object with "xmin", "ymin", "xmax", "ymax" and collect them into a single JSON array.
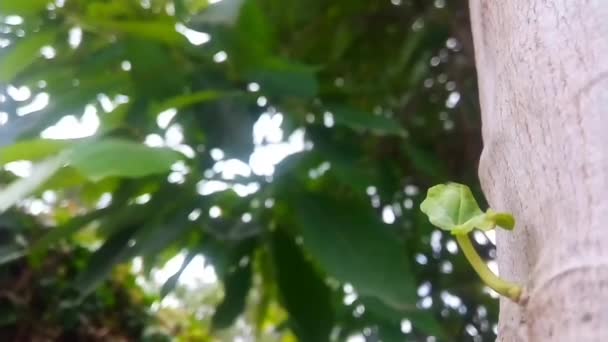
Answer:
[{"xmin": 455, "ymin": 233, "xmax": 522, "ymax": 302}]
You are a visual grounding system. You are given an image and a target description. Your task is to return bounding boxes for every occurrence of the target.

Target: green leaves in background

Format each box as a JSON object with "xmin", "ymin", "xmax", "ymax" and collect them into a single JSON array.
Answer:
[
  {"xmin": 0, "ymin": 30, "xmax": 58, "ymax": 83},
  {"xmin": 0, "ymin": 0, "xmax": 494, "ymax": 338},
  {"xmin": 271, "ymin": 228, "xmax": 334, "ymax": 342},
  {"xmin": 251, "ymin": 59, "xmax": 318, "ymax": 98},
  {"xmin": 293, "ymin": 193, "xmax": 417, "ymax": 311},
  {"xmin": 211, "ymin": 259, "xmax": 253, "ymax": 330}
]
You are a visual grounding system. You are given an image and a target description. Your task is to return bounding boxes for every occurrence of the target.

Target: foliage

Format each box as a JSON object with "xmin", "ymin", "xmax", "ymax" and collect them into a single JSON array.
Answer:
[{"xmin": 0, "ymin": 0, "xmax": 499, "ymax": 341}]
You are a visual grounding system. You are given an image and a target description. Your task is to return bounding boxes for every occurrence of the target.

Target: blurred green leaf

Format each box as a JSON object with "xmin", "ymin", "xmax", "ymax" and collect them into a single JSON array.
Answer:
[
  {"xmin": 0, "ymin": 138, "xmax": 73, "ymax": 164},
  {"xmin": 67, "ymin": 139, "xmax": 181, "ymax": 180},
  {"xmin": 0, "ymin": 0, "xmax": 48, "ymax": 16},
  {"xmin": 212, "ymin": 258, "xmax": 252, "ymax": 330},
  {"xmin": 330, "ymin": 106, "xmax": 406, "ymax": 136},
  {"xmin": 250, "ymin": 58, "xmax": 318, "ymax": 98},
  {"xmin": 271, "ymin": 228, "xmax": 334, "ymax": 342},
  {"xmin": 0, "ymin": 30, "xmax": 58, "ymax": 83},
  {"xmin": 83, "ymin": 19, "xmax": 185, "ymax": 45},
  {"xmin": 293, "ymin": 193, "xmax": 417, "ymax": 311},
  {"xmin": 152, "ymin": 90, "xmax": 225, "ymax": 114}
]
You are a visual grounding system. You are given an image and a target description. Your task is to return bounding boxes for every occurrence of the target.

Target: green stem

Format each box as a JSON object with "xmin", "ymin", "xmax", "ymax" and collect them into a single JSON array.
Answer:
[{"xmin": 455, "ymin": 233, "xmax": 522, "ymax": 302}]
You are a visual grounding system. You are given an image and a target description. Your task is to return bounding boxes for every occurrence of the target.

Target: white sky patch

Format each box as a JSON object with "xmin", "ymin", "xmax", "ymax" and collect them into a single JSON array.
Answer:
[
  {"xmin": 253, "ymin": 112, "xmax": 283, "ymax": 144},
  {"xmin": 150, "ymin": 253, "xmax": 218, "ymax": 289},
  {"xmin": 17, "ymin": 92, "xmax": 49, "ymax": 116},
  {"xmin": 4, "ymin": 15, "xmax": 23, "ymax": 25},
  {"xmin": 323, "ymin": 111, "xmax": 334, "ymax": 127},
  {"xmin": 121, "ymin": 60, "xmax": 132, "ymax": 71},
  {"xmin": 68, "ymin": 27, "xmax": 82, "ymax": 48},
  {"xmin": 213, "ymin": 51, "xmax": 227, "ymax": 63},
  {"xmin": 197, "ymin": 180, "xmax": 229, "ymax": 195},
  {"xmin": 41, "ymin": 105, "xmax": 99, "ymax": 139},
  {"xmin": 7, "ymin": 85, "xmax": 31, "ymax": 101},
  {"xmin": 4, "ymin": 161, "xmax": 33, "ymax": 177},
  {"xmin": 445, "ymin": 91, "xmax": 461, "ymax": 108},
  {"xmin": 144, "ymin": 134, "xmax": 165, "ymax": 147},
  {"xmin": 212, "ymin": 158, "xmax": 251, "ymax": 179},
  {"xmin": 209, "ymin": 205, "xmax": 222, "ymax": 218},
  {"xmin": 249, "ymin": 128, "xmax": 305, "ymax": 176},
  {"xmin": 164, "ymin": 124, "xmax": 184, "ymax": 146},
  {"xmin": 156, "ymin": 108, "xmax": 178, "ymax": 129},
  {"xmin": 0, "ymin": 112, "xmax": 8, "ymax": 125},
  {"xmin": 97, "ymin": 94, "xmax": 129, "ymax": 113},
  {"xmin": 232, "ymin": 182, "xmax": 259, "ymax": 197},
  {"xmin": 382, "ymin": 205, "xmax": 396, "ymax": 224},
  {"xmin": 346, "ymin": 335, "xmax": 365, "ymax": 342},
  {"xmin": 40, "ymin": 45, "xmax": 56, "ymax": 59},
  {"xmin": 256, "ymin": 96, "xmax": 267, "ymax": 107},
  {"xmin": 210, "ymin": 148, "xmax": 224, "ymax": 161},
  {"xmin": 247, "ymin": 82, "xmax": 260, "ymax": 92},
  {"xmin": 175, "ymin": 23, "xmax": 211, "ymax": 45}
]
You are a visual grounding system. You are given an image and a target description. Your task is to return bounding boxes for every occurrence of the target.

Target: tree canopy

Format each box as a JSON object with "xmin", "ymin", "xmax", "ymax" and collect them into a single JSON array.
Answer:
[{"xmin": 0, "ymin": 0, "xmax": 497, "ymax": 341}]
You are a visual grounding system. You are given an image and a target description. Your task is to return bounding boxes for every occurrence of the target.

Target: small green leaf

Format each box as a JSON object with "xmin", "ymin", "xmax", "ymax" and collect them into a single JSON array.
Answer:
[
  {"xmin": 420, "ymin": 183, "xmax": 515, "ymax": 235},
  {"xmin": 67, "ymin": 139, "xmax": 181, "ymax": 180},
  {"xmin": 329, "ymin": 106, "xmax": 406, "ymax": 136},
  {"xmin": 0, "ymin": 30, "xmax": 58, "ymax": 83}
]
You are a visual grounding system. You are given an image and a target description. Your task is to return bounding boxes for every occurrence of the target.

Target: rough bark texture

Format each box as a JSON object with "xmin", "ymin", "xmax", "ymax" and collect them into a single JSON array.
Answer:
[{"xmin": 469, "ymin": 1, "xmax": 608, "ymax": 341}]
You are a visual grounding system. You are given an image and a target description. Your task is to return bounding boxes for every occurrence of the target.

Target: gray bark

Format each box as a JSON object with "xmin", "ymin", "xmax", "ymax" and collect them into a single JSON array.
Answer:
[{"xmin": 469, "ymin": 1, "xmax": 608, "ymax": 341}]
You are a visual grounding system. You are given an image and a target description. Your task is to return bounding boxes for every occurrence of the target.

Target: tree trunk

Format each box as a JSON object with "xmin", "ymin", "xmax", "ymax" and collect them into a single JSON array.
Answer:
[{"xmin": 469, "ymin": 1, "xmax": 608, "ymax": 341}]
